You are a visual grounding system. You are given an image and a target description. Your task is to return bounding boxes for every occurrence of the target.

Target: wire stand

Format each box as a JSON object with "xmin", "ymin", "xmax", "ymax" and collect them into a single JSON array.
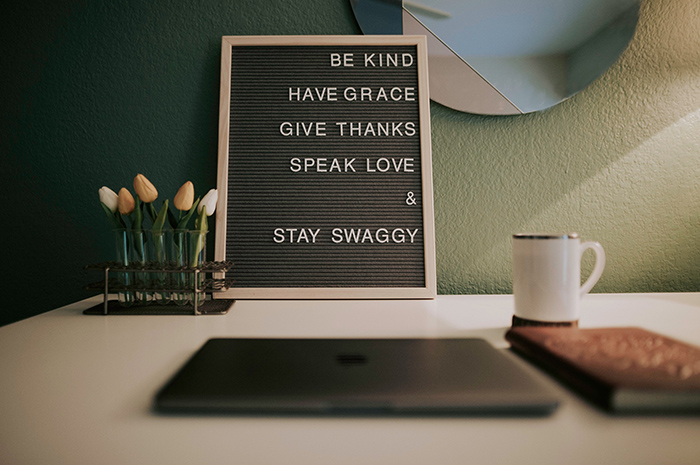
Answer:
[{"xmin": 83, "ymin": 261, "xmax": 235, "ymax": 315}]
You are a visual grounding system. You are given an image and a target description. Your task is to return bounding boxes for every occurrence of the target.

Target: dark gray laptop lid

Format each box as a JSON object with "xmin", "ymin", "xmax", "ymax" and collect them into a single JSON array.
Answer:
[{"xmin": 155, "ymin": 338, "xmax": 559, "ymax": 415}]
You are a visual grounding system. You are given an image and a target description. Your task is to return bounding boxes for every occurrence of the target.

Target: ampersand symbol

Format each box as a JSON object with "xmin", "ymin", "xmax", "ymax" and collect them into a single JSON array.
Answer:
[{"xmin": 405, "ymin": 191, "xmax": 416, "ymax": 206}]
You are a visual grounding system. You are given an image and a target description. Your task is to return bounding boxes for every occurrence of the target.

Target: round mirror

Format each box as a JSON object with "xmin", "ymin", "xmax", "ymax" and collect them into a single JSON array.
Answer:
[{"xmin": 350, "ymin": 0, "xmax": 640, "ymax": 114}]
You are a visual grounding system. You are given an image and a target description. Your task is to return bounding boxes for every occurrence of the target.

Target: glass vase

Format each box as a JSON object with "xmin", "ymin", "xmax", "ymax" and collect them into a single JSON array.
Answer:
[
  {"xmin": 114, "ymin": 229, "xmax": 135, "ymax": 307},
  {"xmin": 148, "ymin": 229, "xmax": 170, "ymax": 305},
  {"xmin": 188, "ymin": 230, "xmax": 207, "ymax": 308},
  {"xmin": 131, "ymin": 229, "xmax": 151, "ymax": 304},
  {"xmin": 171, "ymin": 229, "xmax": 190, "ymax": 306}
]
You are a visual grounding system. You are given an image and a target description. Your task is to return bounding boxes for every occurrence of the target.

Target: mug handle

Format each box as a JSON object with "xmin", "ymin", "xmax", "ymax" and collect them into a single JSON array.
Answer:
[{"xmin": 580, "ymin": 241, "xmax": 606, "ymax": 297}]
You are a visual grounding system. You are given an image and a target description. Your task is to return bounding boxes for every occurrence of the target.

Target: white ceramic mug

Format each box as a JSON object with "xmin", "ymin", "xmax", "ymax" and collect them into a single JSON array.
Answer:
[{"xmin": 512, "ymin": 233, "xmax": 605, "ymax": 326}]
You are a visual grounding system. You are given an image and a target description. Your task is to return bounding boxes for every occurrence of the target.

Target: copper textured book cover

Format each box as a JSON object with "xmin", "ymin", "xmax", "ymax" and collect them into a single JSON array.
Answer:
[{"xmin": 505, "ymin": 326, "xmax": 700, "ymax": 413}]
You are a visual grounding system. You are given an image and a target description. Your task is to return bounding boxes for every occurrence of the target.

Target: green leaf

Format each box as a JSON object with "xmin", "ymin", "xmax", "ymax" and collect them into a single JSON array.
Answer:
[
  {"xmin": 176, "ymin": 197, "xmax": 200, "ymax": 230},
  {"xmin": 116, "ymin": 212, "xmax": 127, "ymax": 229},
  {"xmin": 189, "ymin": 230, "xmax": 206, "ymax": 268},
  {"xmin": 167, "ymin": 206, "xmax": 178, "ymax": 229},
  {"xmin": 194, "ymin": 207, "xmax": 208, "ymax": 234},
  {"xmin": 153, "ymin": 200, "xmax": 169, "ymax": 231},
  {"xmin": 147, "ymin": 203, "xmax": 158, "ymax": 224},
  {"xmin": 100, "ymin": 202, "xmax": 123, "ymax": 229},
  {"xmin": 190, "ymin": 210, "xmax": 208, "ymax": 267},
  {"xmin": 133, "ymin": 195, "xmax": 144, "ymax": 231}
]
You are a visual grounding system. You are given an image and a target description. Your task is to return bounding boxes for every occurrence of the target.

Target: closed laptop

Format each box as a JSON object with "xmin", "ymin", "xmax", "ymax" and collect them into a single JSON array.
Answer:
[{"xmin": 155, "ymin": 338, "xmax": 559, "ymax": 415}]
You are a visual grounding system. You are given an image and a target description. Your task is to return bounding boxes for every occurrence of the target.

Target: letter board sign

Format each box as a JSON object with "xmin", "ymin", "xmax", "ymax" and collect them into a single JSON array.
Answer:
[{"xmin": 215, "ymin": 35, "xmax": 435, "ymax": 299}]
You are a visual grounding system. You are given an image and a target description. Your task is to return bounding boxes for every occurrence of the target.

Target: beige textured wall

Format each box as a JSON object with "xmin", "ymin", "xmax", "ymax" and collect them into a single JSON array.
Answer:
[{"xmin": 433, "ymin": 0, "xmax": 700, "ymax": 294}]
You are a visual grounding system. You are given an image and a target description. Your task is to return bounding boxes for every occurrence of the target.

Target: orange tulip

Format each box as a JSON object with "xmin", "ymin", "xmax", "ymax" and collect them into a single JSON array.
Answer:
[
  {"xmin": 117, "ymin": 188, "xmax": 135, "ymax": 215},
  {"xmin": 173, "ymin": 181, "xmax": 195, "ymax": 211},
  {"xmin": 133, "ymin": 173, "xmax": 158, "ymax": 203}
]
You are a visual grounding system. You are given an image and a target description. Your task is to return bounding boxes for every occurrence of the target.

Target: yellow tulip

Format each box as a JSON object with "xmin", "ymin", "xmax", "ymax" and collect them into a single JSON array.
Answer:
[
  {"xmin": 133, "ymin": 173, "xmax": 158, "ymax": 203},
  {"xmin": 117, "ymin": 188, "xmax": 135, "ymax": 215},
  {"xmin": 173, "ymin": 181, "xmax": 195, "ymax": 211}
]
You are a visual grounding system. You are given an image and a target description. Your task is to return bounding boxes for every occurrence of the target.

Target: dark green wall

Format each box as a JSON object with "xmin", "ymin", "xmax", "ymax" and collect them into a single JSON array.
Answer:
[
  {"xmin": 2, "ymin": 0, "xmax": 700, "ymax": 326},
  {"xmin": 1, "ymin": 0, "xmax": 359, "ymax": 326}
]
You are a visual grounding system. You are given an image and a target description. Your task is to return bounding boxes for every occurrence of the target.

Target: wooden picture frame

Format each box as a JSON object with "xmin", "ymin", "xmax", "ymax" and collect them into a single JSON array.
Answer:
[{"xmin": 215, "ymin": 35, "xmax": 435, "ymax": 299}]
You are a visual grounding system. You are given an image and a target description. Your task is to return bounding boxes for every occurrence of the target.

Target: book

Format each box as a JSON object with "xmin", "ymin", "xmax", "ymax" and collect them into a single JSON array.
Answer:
[{"xmin": 505, "ymin": 326, "xmax": 700, "ymax": 413}]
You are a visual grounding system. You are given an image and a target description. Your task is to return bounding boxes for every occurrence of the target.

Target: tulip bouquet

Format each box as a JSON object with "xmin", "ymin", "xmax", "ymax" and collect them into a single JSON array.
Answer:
[
  {"xmin": 171, "ymin": 181, "xmax": 219, "ymax": 238},
  {"xmin": 170, "ymin": 181, "xmax": 218, "ymax": 305},
  {"xmin": 99, "ymin": 174, "xmax": 217, "ymax": 235},
  {"xmin": 98, "ymin": 174, "xmax": 218, "ymax": 306}
]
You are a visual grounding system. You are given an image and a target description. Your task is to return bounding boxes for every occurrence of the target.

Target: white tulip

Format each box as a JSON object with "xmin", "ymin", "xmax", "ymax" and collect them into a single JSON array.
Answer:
[
  {"xmin": 98, "ymin": 186, "xmax": 119, "ymax": 213},
  {"xmin": 198, "ymin": 189, "xmax": 218, "ymax": 216}
]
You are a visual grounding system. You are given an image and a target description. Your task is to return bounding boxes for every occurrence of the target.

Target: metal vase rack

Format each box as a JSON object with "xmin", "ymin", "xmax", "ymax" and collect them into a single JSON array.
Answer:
[{"xmin": 83, "ymin": 260, "xmax": 235, "ymax": 315}]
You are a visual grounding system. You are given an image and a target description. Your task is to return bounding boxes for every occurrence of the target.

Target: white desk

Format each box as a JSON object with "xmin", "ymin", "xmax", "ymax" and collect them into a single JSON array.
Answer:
[{"xmin": 1, "ymin": 293, "xmax": 699, "ymax": 465}]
